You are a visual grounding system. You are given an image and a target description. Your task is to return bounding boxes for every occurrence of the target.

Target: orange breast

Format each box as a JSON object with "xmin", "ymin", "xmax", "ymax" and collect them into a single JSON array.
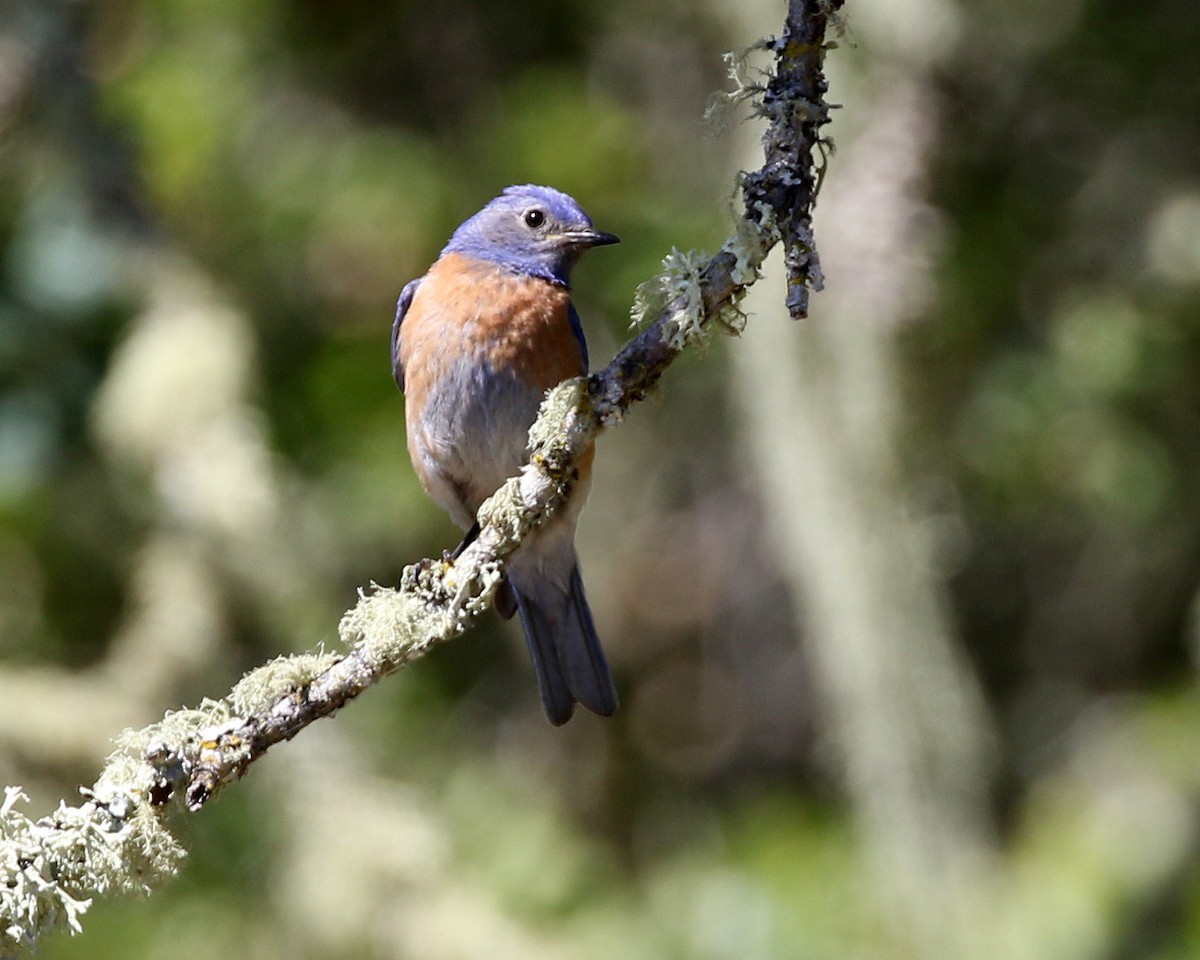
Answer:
[
  {"xmin": 398, "ymin": 253, "xmax": 596, "ymax": 522},
  {"xmin": 401, "ymin": 253, "xmax": 584, "ymax": 393}
]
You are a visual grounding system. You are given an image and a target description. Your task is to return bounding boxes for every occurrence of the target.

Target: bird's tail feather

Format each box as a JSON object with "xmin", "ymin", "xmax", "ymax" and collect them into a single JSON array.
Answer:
[{"xmin": 515, "ymin": 565, "xmax": 618, "ymax": 726}]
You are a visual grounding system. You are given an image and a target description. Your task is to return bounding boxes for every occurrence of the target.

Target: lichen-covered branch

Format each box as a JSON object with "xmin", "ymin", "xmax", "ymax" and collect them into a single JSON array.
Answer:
[
  {"xmin": 180, "ymin": 227, "xmax": 779, "ymax": 811},
  {"xmin": 742, "ymin": 0, "xmax": 842, "ymax": 319},
  {"xmin": 0, "ymin": 2, "xmax": 841, "ymax": 953}
]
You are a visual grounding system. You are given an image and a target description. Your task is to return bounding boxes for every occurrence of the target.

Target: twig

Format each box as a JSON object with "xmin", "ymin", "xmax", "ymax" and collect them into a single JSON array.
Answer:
[{"xmin": 742, "ymin": 0, "xmax": 842, "ymax": 318}]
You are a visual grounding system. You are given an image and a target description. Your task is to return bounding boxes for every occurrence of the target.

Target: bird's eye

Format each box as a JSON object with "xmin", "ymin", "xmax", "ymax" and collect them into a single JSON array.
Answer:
[{"xmin": 523, "ymin": 208, "xmax": 546, "ymax": 229}]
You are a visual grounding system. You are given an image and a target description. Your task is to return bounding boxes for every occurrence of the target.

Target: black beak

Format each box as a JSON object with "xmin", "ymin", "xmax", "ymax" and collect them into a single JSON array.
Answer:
[{"xmin": 563, "ymin": 228, "xmax": 620, "ymax": 248}]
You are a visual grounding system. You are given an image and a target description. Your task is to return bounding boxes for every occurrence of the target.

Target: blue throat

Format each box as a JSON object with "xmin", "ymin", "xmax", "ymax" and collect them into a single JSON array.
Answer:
[{"xmin": 443, "ymin": 231, "xmax": 572, "ymax": 286}]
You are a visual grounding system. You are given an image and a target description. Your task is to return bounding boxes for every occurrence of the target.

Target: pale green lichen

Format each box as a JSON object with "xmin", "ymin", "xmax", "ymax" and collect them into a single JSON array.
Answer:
[
  {"xmin": 104, "ymin": 699, "xmax": 234, "ymax": 805},
  {"xmin": 111, "ymin": 699, "xmax": 233, "ymax": 768},
  {"xmin": 527, "ymin": 378, "xmax": 589, "ymax": 453},
  {"xmin": 229, "ymin": 652, "xmax": 341, "ymax": 716},
  {"xmin": 704, "ymin": 42, "xmax": 774, "ymax": 135},
  {"xmin": 709, "ymin": 199, "xmax": 782, "ymax": 334},
  {"xmin": 473, "ymin": 478, "xmax": 530, "ymax": 547},
  {"xmin": 629, "ymin": 197, "xmax": 780, "ymax": 349},
  {"xmin": 473, "ymin": 378, "xmax": 593, "ymax": 545},
  {"xmin": 2, "ymin": 766, "xmax": 186, "ymax": 957},
  {"xmin": 2, "ymin": 787, "xmax": 95, "ymax": 954},
  {"xmin": 445, "ymin": 561, "xmax": 505, "ymax": 624},
  {"xmin": 339, "ymin": 583, "xmax": 447, "ymax": 663},
  {"xmin": 730, "ymin": 200, "xmax": 780, "ymax": 284},
  {"xmin": 630, "ymin": 248, "xmax": 710, "ymax": 350},
  {"xmin": 630, "ymin": 217, "xmax": 774, "ymax": 347}
]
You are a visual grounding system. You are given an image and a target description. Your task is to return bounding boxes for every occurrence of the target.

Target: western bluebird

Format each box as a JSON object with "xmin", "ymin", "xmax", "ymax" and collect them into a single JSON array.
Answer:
[{"xmin": 392, "ymin": 184, "xmax": 620, "ymax": 725}]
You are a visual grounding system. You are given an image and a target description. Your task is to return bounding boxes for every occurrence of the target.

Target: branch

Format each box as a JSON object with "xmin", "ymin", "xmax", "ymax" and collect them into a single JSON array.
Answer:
[
  {"xmin": 0, "ymin": 2, "xmax": 841, "ymax": 953},
  {"xmin": 742, "ymin": 0, "xmax": 841, "ymax": 319}
]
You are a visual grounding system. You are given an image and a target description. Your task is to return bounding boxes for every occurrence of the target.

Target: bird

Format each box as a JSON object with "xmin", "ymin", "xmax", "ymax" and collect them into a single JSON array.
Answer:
[{"xmin": 392, "ymin": 184, "xmax": 620, "ymax": 725}]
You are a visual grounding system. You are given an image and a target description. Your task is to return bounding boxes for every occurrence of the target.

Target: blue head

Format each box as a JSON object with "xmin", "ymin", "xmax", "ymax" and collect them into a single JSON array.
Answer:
[{"xmin": 443, "ymin": 184, "xmax": 619, "ymax": 285}]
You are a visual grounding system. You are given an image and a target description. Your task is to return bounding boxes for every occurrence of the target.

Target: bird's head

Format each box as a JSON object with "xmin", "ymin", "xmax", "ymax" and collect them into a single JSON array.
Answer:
[{"xmin": 444, "ymin": 184, "xmax": 619, "ymax": 284}]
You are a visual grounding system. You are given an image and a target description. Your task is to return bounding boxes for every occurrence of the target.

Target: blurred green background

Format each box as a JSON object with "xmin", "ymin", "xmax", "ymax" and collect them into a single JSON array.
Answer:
[{"xmin": 3, "ymin": 0, "xmax": 1200, "ymax": 957}]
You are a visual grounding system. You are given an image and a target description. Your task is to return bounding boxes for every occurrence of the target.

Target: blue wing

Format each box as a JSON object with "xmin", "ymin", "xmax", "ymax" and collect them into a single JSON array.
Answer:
[
  {"xmin": 567, "ymin": 303, "xmax": 589, "ymax": 371},
  {"xmin": 392, "ymin": 278, "xmax": 421, "ymax": 392}
]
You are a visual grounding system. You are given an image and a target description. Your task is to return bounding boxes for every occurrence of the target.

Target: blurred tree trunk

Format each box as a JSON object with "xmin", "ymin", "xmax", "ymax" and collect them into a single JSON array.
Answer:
[{"xmin": 727, "ymin": 1, "xmax": 1000, "ymax": 956}]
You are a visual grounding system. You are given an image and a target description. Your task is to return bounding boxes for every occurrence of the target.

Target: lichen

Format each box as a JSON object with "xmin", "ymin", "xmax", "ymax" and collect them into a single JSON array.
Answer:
[
  {"xmin": 527, "ymin": 378, "xmax": 590, "ymax": 452},
  {"xmin": 1, "ymin": 773, "xmax": 186, "ymax": 957},
  {"xmin": 630, "ymin": 248, "xmax": 711, "ymax": 350},
  {"xmin": 339, "ymin": 584, "xmax": 435, "ymax": 662},
  {"xmin": 703, "ymin": 41, "xmax": 775, "ymax": 135},
  {"xmin": 229, "ymin": 652, "xmax": 341, "ymax": 716},
  {"xmin": 473, "ymin": 478, "xmax": 531, "ymax": 547}
]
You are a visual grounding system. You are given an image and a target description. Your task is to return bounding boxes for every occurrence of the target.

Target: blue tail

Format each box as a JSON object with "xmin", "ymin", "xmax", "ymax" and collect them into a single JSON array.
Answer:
[{"xmin": 514, "ymin": 565, "xmax": 618, "ymax": 725}]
